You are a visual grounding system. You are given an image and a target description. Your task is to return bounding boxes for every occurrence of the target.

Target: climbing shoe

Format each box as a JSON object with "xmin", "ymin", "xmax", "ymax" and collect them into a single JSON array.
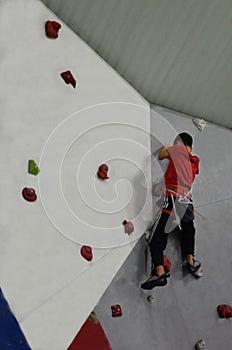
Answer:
[
  {"xmin": 187, "ymin": 260, "xmax": 203, "ymax": 278},
  {"xmin": 141, "ymin": 273, "xmax": 167, "ymax": 290}
]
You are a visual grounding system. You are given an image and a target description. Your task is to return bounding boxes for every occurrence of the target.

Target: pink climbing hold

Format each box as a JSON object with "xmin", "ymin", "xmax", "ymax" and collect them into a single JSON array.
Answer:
[
  {"xmin": 97, "ymin": 164, "xmax": 109, "ymax": 180},
  {"xmin": 217, "ymin": 304, "xmax": 232, "ymax": 318},
  {"xmin": 123, "ymin": 220, "xmax": 134, "ymax": 235},
  {"xmin": 60, "ymin": 70, "xmax": 76, "ymax": 88},
  {"xmin": 22, "ymin": 187, "xmax": 37, "ymax": 202},
  {"xmin": 163, "ymin": 255, "xmax": 171, "ymax": 272},
  {"xmin": 111, "ymin": 304, "xmax": 122, "ymax": 318},
  {"xmin": 80, "ymin": 245, "xmax": 93, "ymax": 261},
  {"xmin": 45, "ymin": 20, "xmax": 61, "ymax": 39}
]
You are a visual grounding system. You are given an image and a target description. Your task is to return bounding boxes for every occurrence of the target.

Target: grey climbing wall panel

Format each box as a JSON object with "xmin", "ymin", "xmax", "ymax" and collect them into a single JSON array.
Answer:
[{"xmin": 95, "ymin": 105, "xmax": 232, "ymax": 350}]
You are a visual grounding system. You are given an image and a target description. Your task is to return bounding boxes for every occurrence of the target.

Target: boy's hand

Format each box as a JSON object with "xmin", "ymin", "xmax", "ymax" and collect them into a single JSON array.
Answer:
[{"xmin": 158, "ymin": 145, "xmax": 170, "ymax": 160}]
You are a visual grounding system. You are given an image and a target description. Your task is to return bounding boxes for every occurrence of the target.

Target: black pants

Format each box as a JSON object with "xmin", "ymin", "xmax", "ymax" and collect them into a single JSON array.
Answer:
[{"xmin": 149, "ymin": 194, "xmax": 196, "ymax": 268}]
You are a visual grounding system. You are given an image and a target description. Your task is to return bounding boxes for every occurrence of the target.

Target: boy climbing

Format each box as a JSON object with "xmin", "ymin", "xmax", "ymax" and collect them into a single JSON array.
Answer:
[{"xmin": 141, "ymin": 132, "xmax": 201, "ymax": 290}]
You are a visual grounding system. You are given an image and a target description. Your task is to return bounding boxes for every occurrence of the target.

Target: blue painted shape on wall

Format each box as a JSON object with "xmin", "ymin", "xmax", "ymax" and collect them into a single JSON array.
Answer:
[{"xmin": 0, "ymin": 288, "xmax": 31, "ymax": 349}]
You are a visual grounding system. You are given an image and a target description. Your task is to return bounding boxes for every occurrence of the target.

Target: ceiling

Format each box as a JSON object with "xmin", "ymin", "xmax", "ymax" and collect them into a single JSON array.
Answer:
[{"xmin": 41, "ymin": 0, "xmax": 232, "ymax": 129}]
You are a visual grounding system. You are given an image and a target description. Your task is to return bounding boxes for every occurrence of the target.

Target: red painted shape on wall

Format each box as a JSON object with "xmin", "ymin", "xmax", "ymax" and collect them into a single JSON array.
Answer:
[
  {"xmin": 45, "ymin": 20, "xmax": 61, "ymax": 39},
  {"xmin": 67, "ymin": 312, "xmax": 112, "ymax": 350},
  {"xmin": 217, "ymin": 304, "xmax": 232, "ymax": 318},
  {"xmin": 60, "ymin": 71, "xmax": 76, "ymax": 88}
]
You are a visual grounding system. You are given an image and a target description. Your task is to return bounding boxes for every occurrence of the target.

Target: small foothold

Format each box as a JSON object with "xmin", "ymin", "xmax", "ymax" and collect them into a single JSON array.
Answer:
[
  {"xmin": 60, "ymin": 70, "xmax": 76, "ymax": 88},
  {"xmin": 217, "ymin": 304, "xmax": 232, "ymax": 318},
  {"xmin": 45, "ymin": 20, "xmax": 61, "ymax": 39},
  {"xmin": 195, "ymin": 339, "xmax": 206, "ymax": 350},
  {"xmin": 193, "ymin": 118, "xmax": 207, "ymax": 131},
  {"xmin": 80, "ymin": 245, "xmax": 93, "ymax": 261},
  {"xmin": 111, "ymin": 304, "xmax": 122, "ymax": 318},
  {"xmin": 28, "ymin": 160, "xmax": 40, "ymax": 176},
  {"xmin": 163, "ymin": 255, "xmax": 171, "ymax": 272},
  {"xmin": 89, "ymin": 311, "xmax": 99, "ymax": 324},
  {"xmin": 147, "ymin": 295, "xmax": 154, "ymax": 303},
  {"xmin": 97, "ymin": 164, "xmax": 109, "ymax": 180},
  {"xmin": 22, "ymin": 187, "xmax": 37, "ymax": 202},
  {"xmin": 123, "ymin": 220, "xmax": 134, "ymax": 235}
]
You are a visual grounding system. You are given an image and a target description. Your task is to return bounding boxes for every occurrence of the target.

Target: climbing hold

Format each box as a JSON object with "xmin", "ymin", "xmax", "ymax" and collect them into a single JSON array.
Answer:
[
  {"xmin": 111, "ymin": 304, "xmax": 122, "ymax": 318},
  {"xmin": 22, "ymin": 187, "xmax": 37, "ymax": 202},
  {"xmin": 97, "ymin": 164, "xmax": 109, "ymax": 180},
  {"xmin": 45, "ymin": 20, "xmax": 61, "ymax": 39},
  {"xmin": 123, "ymin": 220, "xmax": 134, "ymax": 235},
  {"xmin": 89, "ymin": 311, "xmax": 99, "ymax": 324},
  {"xmin": 163, "ymin": 255, "xmax": 171, "ymax": 272},
  {"xmin": 60, "ymin": 70, "xmax": 76, "ymax": 88},
  {"xmin": 80, "ymin": 245, "xmax": 93, "ymax": 261},
  {"xmin": 28, "ymin": 160, "xmax": 40, "ymax": 176},
  {"xmin": 193, "ymin": 118, "xmax": 207, "ymax": 131},
  {"xmin": 217, "ymin": 304, "xmax": 232, "ymax": 318},
  {"xmin": 147, "ymin": 295, "xmax": 154, "ymax": 303},
  {"xmin": 195, "ymin": 339, "xmax": 206, "ymax": 350}
]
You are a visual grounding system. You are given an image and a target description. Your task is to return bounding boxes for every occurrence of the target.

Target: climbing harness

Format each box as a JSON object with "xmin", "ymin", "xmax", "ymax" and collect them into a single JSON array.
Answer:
[{"xmin": 164, "ymin": 188, "xmax": 193, "ymax": 228}]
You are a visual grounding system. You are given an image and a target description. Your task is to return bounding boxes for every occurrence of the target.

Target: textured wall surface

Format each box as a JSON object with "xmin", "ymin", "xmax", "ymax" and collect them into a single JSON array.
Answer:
[
  {"xmin": 95, "ymin": 105, "xmax": 232, "ymax": 350},
  {"xmin": 41, "ymin": 0, "xmax": 232, "ymax": 128},
  {"xmin": 0, "ymin": 1, "xmax": 152, "ymax": 349}
]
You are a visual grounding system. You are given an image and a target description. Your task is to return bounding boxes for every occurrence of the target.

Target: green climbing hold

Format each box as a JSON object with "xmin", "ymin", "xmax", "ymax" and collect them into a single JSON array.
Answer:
[
  {"xmin": 89, "ymin": 311, "xmax": 99, "ymax": 324},
  {"xmin": 28, "ymin": 160, "xmax": 40, "ymax": 176}
]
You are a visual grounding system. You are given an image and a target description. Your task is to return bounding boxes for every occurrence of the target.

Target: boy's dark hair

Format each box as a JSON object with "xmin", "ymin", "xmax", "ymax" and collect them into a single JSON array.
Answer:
[{"xmin": 174, "ymin": 132, "xmax": 193, "ymax": 147}]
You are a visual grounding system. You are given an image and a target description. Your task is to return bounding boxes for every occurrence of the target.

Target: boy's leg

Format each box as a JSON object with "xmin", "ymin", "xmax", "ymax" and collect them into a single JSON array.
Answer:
[
  {"xmin": 149, "ymin": 212, "xmax": 169, "ymax": 275},
  {"xmin": 179, "ymin": 203, "xmax": 202, "ymax": 277},
  {"xmin": 141, "ymin": 196, "xmax": 173, "ymax": 290}
]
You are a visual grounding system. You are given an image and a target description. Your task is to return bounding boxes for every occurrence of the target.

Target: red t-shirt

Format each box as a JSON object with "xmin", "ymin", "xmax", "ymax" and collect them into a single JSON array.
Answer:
[{"xmin": 164, "ymin": 144, "xmax": 200, "ymax": 194}]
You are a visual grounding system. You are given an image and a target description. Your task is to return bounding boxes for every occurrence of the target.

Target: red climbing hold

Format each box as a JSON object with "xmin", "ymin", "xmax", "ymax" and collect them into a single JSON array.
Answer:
[
  {"xmin": 22, "ymin": 187, "xmax": 37, "ymax": 202},
  {"xmin": 163, "ymin": 255, "xmax": 171, "ymax": 272},
  {"xmin": 60, "ymin": 70, "xmax": 76, "ymax": 88},
  {"xmin": 111, "ymin": 305, "xmax": 122, "ymax": 318},
  {"xmin": 80, "ymin": 246, "xmax": 93, "ymax": 261},
  {"xmin": 97, "ymin": 164, "xmax": 109, "ymax": 180},
  {"xmin": 123, "ymin": 220, "xmax": 134, "ymax": 235},
  {"xmin": 217, "ymin": 304, "xmax": 232, "ymax": 318},
  {"xmin": 45, "ymin": 20, "xmax": 61, "ymax": 39}
]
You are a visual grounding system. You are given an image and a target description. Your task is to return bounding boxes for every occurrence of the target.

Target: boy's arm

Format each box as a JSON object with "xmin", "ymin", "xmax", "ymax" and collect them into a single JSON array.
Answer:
[{"xmin": 158, "ymin": 145, "xmax": 170, "ymax": 160}]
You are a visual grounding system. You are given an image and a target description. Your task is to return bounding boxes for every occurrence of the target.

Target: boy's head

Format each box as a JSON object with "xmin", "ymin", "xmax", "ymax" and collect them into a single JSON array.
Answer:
[{"xmin": 174, "ymin": 132, "xmax": 193, "ymax": 148}]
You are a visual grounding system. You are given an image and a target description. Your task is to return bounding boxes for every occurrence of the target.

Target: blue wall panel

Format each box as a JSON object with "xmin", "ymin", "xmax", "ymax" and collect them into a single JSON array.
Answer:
[{"xmin": 0, "ymin": 289, "xmax": 31, "ymax": 350}]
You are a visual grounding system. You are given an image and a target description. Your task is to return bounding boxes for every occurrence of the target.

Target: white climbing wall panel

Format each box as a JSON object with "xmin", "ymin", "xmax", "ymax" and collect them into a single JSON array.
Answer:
[{"xmin": 0, "ymin": 0, "xmax": 152, "ymax": 349}]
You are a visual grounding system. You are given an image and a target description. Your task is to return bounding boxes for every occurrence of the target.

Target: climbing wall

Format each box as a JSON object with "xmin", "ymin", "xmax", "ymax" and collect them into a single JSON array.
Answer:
[
  {"xmin": 95, "ymin": 105, "xmax": 232, "ymax": 350},
  {"xmin": 0, "ymin": 0, "xmax": 152, "ymax": 349}
]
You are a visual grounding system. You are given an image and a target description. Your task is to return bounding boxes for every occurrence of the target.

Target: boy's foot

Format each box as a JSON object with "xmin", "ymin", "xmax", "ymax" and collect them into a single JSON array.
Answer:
[
  {"xmin": 187, "ymin": 260, "xmax": 203, "ymax": 278},
  {"xmin": 151, "ymin": 269, "xmax": 170, "ymax": 278},
  {"xmin": 141, "ymin": 273, "xmax": 168, "ymax": 290}
]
